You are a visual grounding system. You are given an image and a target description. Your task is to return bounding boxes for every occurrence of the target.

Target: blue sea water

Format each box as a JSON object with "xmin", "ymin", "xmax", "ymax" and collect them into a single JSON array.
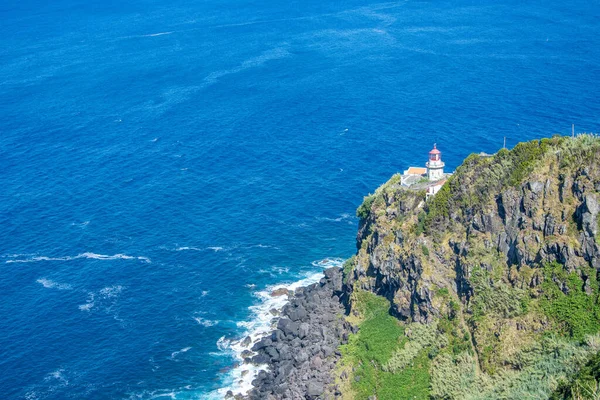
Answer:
[{"xmin": 0, "ymin": 0, "xmax": 599, "ymax": 398}]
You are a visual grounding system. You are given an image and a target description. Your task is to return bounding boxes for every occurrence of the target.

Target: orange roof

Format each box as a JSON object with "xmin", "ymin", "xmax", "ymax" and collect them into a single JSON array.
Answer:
[{"xmin": 406, "ymin": 167, "xmax": 427, "ymax": 175}]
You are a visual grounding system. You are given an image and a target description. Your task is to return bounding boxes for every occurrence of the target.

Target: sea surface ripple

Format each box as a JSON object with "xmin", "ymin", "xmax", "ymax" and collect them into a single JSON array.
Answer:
[{"xmin": 0, "ymin": 0, "xmax": 598, "ymax": 398}]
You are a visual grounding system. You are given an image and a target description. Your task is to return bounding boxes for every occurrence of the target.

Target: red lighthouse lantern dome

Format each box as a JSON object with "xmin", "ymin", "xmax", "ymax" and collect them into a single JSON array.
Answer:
[{"xmin": 429, "ymin": 143, "xmax": 441, "ymax": 161}]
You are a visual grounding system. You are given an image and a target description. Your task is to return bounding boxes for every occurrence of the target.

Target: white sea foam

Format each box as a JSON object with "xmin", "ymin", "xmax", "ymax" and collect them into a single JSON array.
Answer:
[
  {"xmin": 174, "ymin": 246, "xmax": 225, "ymax": 252},
  {"xmin": 79, "ymin": 291, "xmax": 95, "ymax": 311},
  {"xmin": 194, "ymin": 317, "xmax": 219, "ymax": 327},
  {"xmin": 170, "ymin": 346, "xmax": 192, "ymax": 359},
  {"xmin": 209, "ymin": 257, "xmax": 344, "ymax": 399},
  {"xmin": 141, "ymin": 31, "xmax": 173, "ymax": 37},
  {"xmin": 78, "ymin": 285, "xmax": 123, "ymax": 312},
  {"xmin": 45, "ymin": 369, "xmax": 68, "ymax": 384},
  {"xmin": 174, "ymin": 246, "xmax": 203, "ymax": 251},
  {"xmin": 99, "ymin": 285, "xmax": 123, "ymax": 298},
  {"xmin": 6, "ymin": 252, "xmax": 151, "ymax": 264},
  {"xmin": 79, "ymin": 302, "xmax": 94, "ymax": 311},
  {"xmin": 36, "ymin": 278, "xmax": 72, "ymax": 290},
  {"xmin": 317, "ymin": 213, "xmax": 353, "ymax": 222},
  {"xmin": 201, "ymin": 290, "xmax": 210, "ymax": 297}
]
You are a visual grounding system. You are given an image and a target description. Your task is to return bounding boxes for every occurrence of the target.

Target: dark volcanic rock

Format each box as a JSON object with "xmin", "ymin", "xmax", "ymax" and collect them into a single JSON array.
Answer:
[{"xmin": 245, "ymin": 267, "xmax": 350, "ymax": 399}]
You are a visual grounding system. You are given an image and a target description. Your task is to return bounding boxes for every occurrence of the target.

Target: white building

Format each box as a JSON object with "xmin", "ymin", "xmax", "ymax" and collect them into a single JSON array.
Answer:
[{"xmin": 426, "ymin": 144, "xmax": 445, "ymax": 181}]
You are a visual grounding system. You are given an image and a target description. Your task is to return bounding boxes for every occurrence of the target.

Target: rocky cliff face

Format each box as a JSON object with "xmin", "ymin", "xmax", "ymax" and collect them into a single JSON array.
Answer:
[
  {"xmin": 247, "ymin": 135, "xmax": 600, "ymax": 399},
  {"xmin": 348, "ymin": 135, "xmax": 600, "ymax": 325},
  {"xmin": 340, "ymin": 135, "xmax": 600, "ymax": 398}
]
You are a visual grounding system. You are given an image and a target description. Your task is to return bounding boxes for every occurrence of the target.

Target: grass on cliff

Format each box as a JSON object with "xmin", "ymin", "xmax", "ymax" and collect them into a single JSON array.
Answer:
[
  {"xmin": 540, "ymin": 262, "xmax": 600, "ymax": 340},
  {"xmin": 339, "ymin": 290, "xmax": 430, "ymax": 400},
  {"xmin": 421, "ymin": 135, "xmax": 571, "ymax": 235},
  {"xmin": 552, "ymin": 350, "xmax": 600, "ymax": 400}
]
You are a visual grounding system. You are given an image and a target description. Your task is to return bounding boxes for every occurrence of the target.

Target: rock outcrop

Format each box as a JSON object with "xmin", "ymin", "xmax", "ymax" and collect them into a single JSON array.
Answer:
[
  {"xmin": 347, "ymin": 136, "xmax": 600, "ymax": 324},
  {"xmin": 244, "ymin": 267, "xmax": 350, "ymax": 400},
  {"xmin": 246, "ymin": 135, "xmax": 600, "ymax": 399}
]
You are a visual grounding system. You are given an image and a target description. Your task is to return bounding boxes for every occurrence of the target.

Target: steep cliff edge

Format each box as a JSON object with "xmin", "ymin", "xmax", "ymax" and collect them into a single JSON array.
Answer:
[{"xmin": 340, "ymin": 135, "xmax": 600, "ymax": 399}]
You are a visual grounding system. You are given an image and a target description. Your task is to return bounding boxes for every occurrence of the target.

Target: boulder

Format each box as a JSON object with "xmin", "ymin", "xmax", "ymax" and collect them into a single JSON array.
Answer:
[
  {"xmin": 307, "ymin": 381, "xmax": 324, "ymax": 398},
  {"xmin": 271, "ymin": 288, "xmax": 290, "ymax": 297}
]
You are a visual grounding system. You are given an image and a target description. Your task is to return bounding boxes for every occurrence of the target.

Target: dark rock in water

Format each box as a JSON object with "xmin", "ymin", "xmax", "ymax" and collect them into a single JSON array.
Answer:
[
  {"xmin": 241, "ymin": 336, "xmax": 252, "ymax": 348},
  {"xmin": 269, "ymin": 308, "xmax": 280, "ymax": 316},
  {"xmin": 251, "ymin": 354, "xmax": 270, "ymax": 365},
  {"xmin": 251, "ymin": 338, "xmax": 272, "ymax": 352},
  {"xmin": 242, "ymin": 350, "xmax": 254, "ymax": 358},
  {"xmin": 271, "ymin": 288, "xmax": 290, "ymax": 297},
  {"xmin": 244, "ymin": 267, "xmax": 350, "ymax": 399}
]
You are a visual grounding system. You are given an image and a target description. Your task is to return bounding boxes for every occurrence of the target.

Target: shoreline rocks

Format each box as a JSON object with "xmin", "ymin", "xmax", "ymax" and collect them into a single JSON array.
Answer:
[
  {"xmin": 244, "ymin": 267, "xmax": 350, "ymax": 400},
  {"xmin": 270, "ymin": 288, "xmax": 291, "ymax": 297}
]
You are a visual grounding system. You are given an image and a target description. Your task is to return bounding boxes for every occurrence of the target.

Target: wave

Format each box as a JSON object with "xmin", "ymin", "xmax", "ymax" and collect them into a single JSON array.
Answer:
[
  {"xmin": 36, "ymin": 278, "xmax": 72, "ymax": 290},
  {"xmin": 172, "ymin": 243, "xmax": 278, "ymax": 254},
  {"xmin": 194, "ymin": 317, "xmax": 219, "ymax": 327},
  {"xmin": 78, "ymin": 285, "xmax": 124, "ymax": 312},
  {"xmin": 317, "ymin": 212, "xmax": 354, "ymax": 223},
  {"xmin": 174, "ymin": 246, "xmax": 225, "ymax": 252},
  {"xmin": 6, "ymin": 252, "xmax": 151, "ymax": 264},
  {"xmin": 141, "ymin": 31, "xmax": 173, "ymax": 37},
  {"xmin": 170, "ymin": 346, "xmax": 192, "ymax": 359},
  {"xmin": 208, "ymin": 257, "xmax": 344, "ymax": 399}
]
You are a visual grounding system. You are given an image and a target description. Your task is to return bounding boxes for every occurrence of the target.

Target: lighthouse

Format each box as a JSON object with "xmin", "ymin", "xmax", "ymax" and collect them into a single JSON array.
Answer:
[{"xmin": 426, "ymin": 143, "xmax": 445, "ymax": 181}]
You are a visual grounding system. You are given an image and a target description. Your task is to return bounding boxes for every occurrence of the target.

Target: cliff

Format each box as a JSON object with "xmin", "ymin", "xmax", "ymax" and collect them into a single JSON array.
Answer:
[
  {"xmin": 244, "ymin": 134, "xmax": 600, "ymax": 400},
  {"xmin": 339, "ymin": 134, "xmax": 600, "ymax": 399}
]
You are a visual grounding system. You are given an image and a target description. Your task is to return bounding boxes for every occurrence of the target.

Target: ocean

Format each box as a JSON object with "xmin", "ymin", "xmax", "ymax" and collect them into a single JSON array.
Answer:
[{"xmin": 0, "ymin": 0, "xmax": 598, "ymax": 398}]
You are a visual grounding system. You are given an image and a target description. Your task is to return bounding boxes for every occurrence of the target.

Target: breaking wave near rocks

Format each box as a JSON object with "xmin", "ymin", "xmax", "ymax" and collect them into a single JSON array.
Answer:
[{"xmin": 207, "ymin": 258, "xmax": 344, "ymax": 399}]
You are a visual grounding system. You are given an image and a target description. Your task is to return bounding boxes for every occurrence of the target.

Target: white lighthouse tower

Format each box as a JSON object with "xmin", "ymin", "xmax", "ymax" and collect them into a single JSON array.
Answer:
[{"xmin": 426, "ymin": 143, "xmax": 445, "ymax": 181}]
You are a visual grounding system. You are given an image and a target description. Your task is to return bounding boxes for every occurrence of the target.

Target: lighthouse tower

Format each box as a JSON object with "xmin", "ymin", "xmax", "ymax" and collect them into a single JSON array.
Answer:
[{"xmin": 426, "ymin": 143, "xmax": 445, "ymax": 181}]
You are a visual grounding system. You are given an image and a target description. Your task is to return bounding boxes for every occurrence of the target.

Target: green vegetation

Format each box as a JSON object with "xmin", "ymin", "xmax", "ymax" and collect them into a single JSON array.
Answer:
[
  {"xmin": 501, "ymin": 138, "xmax": 555, "ymax": 186},
  {"xmin": 438, "ymin": 302, "xmax": 472, "ymax": 357},
  {"xmin": 469, "ymin": 266, "xmax": 528, "ymax": 321},
  {"xmin": 430, "ymin": 335, "xmax": 600, "ymax": 399},
  {"xmin": 339, "ymin": 291, "xmax": 430, "ymax": 399},
  {"xmin": 420, "ymin": 135, "xmax": 572, "ymax": 234},
  {"xmin": 356, "ymin": 194, "xmax": 375, "ymax": 219},
  {"xmin": 553, "ymin": 350, "xmax": 600, "ymax": 400},
  {"xmin": 342, "ymin": 256, "xmax": 356, "ymax": 284},
  {"xmin": 540, "ymin": 262, "xmax": 600, "ymax": 339},
  {"xmin": 341, "ymin": 135, "xmax": 600, "ymax": 400}
]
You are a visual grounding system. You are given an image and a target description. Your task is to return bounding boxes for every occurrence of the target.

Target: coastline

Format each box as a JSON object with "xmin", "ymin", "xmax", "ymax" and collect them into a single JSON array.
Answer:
[{"xmin": 212, "ymin": 259, "xmax": 348, "ymax": 399}]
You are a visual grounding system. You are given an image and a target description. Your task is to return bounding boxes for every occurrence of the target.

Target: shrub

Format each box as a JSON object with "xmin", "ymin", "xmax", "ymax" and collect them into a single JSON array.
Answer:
[
  {"xmin": 342, "ymin": 256, "xmax": 356, "ymax": 284},
  {"xmin": 356, "ymin": 194, "xmax": 376, "ymax": 219},
  {"xmin": 540, "ymin": 263, "xmax": 600, "ymax": 339},
  {"xmin": 469, "ymin": 266, "xmax": 528, "ymax": 321}
]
